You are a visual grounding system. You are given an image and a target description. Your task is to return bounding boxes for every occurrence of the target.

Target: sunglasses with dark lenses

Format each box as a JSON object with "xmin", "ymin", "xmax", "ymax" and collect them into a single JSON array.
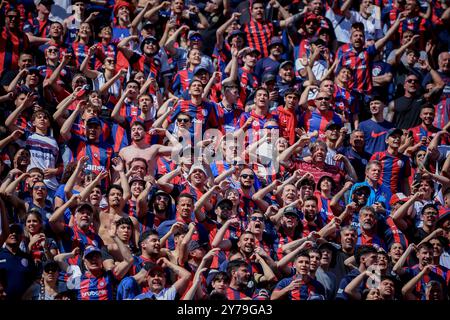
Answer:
[
  {"xmin": 355, "ymin": 190, "xmax": 369, "ymax": 197},
  {"xmin": 177, "ymin": 118, "xmax": 191, "ymax": 123},
  {"xmin": 316, "ymin": 97, "xmax": 330, "ymax": 101},
  {"xmin": 7, "ymin": 15, "xmax": 18, "ymax": 19},
  {"xmin": 47, "ymin": 48, "xmax": 59, "ymax": 53},
  {"xmin": 240, "ymin": 174, "xmax": 254, "ymax": 179},
  {"xmin": 33, "ymin": 186, "xmax": 47, "ymax": 191},
  {"xmin": 190, "ymin": 36, "xmax": 202, "ymax": 41},
  {"xmin": 406, "ymin": 79, "xmax": 418, "ymax": 84},
  {"xmin": 251, "ymin": 216, "xmax": 264, "ymax": 222},
  {"xmin": 265, "ymin": 126, "xmax": 279, "ymax": 130},
  {"xmin": 219, "ymin": 205, "xmax": 232, "ymax": 211}
]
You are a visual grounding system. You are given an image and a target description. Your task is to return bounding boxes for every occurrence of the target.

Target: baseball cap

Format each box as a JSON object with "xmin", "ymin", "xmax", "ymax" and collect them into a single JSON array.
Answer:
[
  {"xmin": 283, "ymin": 206, "xmax": 301, "ymax": 219},
  {"xmin": 188, "ymin": 163, "xmax": 207, "ymax": 177},
  {"xmin": 389, "ymin": 192, "xmax": 409, "ymax": 206},
  {"xmin": 437, "ymin": 210, "xmax": 450, "ymax": 227},
  {"xmin": 279, "ymin": 60, "xmax": 294, "ymax": 69},
  {"xmin": 142, "ymin": 20, "xmax": 155, "ymax": 29},
  {"xmin": 83, "ymin": 246, "xmax": 102, "ymax": 259},
  {"xmin": 239, "ymin": 47, "xmax": 260, "ymax": 58},
  {"xmin": 216, "ymin": 198, "xmax": 233, "ymax": 209},
  {"xmin": 147, "ymin": 262, "xmax": 164, "ymax": 275},
  {"xmin": 318, "ymin": 27, "xmax": 332, "ymax": 36},
  {"xmin": 188, "ymin": 240, "xmax": 207, "ymax": 253},
  {"xmin": 268, "ymin": 37, "xmax": 285, "ymax": 51},
  {"xmin": 129, "ymin": 175, "xmax": 145, "ymax": 185},
  {"xmin": 325, "ymin": 121, "xmax": 342, "ymax": 131},
  {"xmin": 261, "ymin": 73, "xmax": 276, "ymax": 84},
  {"xmin": 227, "ymin": 30, "xmax": 246, "ymax": 42},
  {"xmin": 386, "ymin": 128, "xmax": 403, "ymax": 138},
  {"xmin": 9, "ymin": 223, "xmax": 23, "ymax": 234},
  {"xmin": 193, "ymin": 66, "xmax": 210, "ymax": 76},
  {"xmin": 75, "ymin": 202, "xmax": 94, "ymax": 214},
  {"xmin": 140, "ymin": 36, "xmax": 159, "ymax": 52},
  {"xmin": 188, "ymin": 31, "xmax": 202, "ymax": 40},
  {"xmin": 86, "ymin": 117, "xmax": 101, "ymax": 127}
]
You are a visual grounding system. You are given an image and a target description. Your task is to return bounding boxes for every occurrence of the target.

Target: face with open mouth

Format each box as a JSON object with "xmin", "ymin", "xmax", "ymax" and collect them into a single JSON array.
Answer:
[{"xmin": 239, "ymin": 233, "xmax": 255, "ymax": 254}]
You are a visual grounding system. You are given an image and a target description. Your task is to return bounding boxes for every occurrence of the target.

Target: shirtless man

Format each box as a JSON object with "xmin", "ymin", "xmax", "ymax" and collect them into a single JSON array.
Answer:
[
  {"xmin": 118, "ymin": 121, "xmax": 175, "ymax": 176},
  {"xmin": 99, "ymin": 157, "xmax": 140, "ymax": 248}
]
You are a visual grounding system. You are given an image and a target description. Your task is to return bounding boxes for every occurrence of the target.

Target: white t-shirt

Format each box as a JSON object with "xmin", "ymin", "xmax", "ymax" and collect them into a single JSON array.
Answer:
[
  {"xmin": 26, "ymin": 132, "xmax": 59, "ymax": 191},
  {"xmin": 325, "ymin": 9, "xmax": 352, "ymax": 44},
  {"xmin": 348, "ymin": 10, "xmax": 383, "ymax": 40}
]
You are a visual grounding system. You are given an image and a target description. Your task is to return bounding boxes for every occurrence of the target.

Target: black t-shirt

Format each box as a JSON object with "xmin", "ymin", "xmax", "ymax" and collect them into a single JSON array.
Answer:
[{"xmin": 393, "ymin": 95, "xmax": 426, "ymax": 129}]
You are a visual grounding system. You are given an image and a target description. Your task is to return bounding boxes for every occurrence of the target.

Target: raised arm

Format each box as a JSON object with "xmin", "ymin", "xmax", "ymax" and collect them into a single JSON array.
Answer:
[
  {"xmin": 117, "ymin": 35, "xmax": 140, "ymax": 60},
  {"xmin": 401, "ymin": 264, "xmax": 433, "ymax": 300},
  {"xmin": 80, "ymin": 45, "xmax": 100, "ymax": 79},
  {"xmin": 60, "ymin": 101, "xmax": 84, "ymax": 141},
  {"xmin": 5, "ymin": 92, "xmax": 35, "ymax": 132},
  {"xmin": 392, "ymin": 243, "xmax": 416, "ymax": 276},
  {"xmin": 252, "ymin": 180, "xmax": 282, "ymax": 212},
  {"xmin": 64, "ymin": 156, "xmax": 89, "ymax": 199},
  {"xmin": 130, "ymin": 2, "xmax": 152, "ymax": 35},
  {"xmin": 375, "ymin": 12, "xmax": 406, "ymax": 52},
  {"xmin": 99, "ymin": 69, "xmax": 126, "ymax": 96},
  {"xmin": 211, "ymin": 218, "xmax": 238, "ymax": 250},
  {"xmin": 216, "ymin": 12, "xmax": 241, "ymax": 49},
  {"xmin": 49, "ymin": 194, "xmax": 80, "ymax": 234},
  {"xmin": 110, "ymin": 88, "xmax": 131, "ymax": 125},
  {"xmin": 107, "ymin": 226, "xmax": 134, "ymax": 279},
  {"xmin": 159, "ymin": 257, "xmax": 192, "ymax": 294},
  {"xmin": 344, "ymin": 270, "xmax": 370, "ymax": 300},
  {"xmin": 392, "ymin": 192, "xmax": 422, "ymax": 231},
  {"xmin": 6, "ymin": 68, "xmax": 29, "ymax": 93},
  {"xmin": 164, "ymin": 25, "xmax": 190, "ymax": 57}
]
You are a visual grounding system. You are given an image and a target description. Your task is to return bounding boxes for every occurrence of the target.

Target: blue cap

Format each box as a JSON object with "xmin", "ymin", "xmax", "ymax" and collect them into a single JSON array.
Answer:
[
  {"xmin": 83, "ymin": 245, "xmax": 102, "ymax": 259},
  {"xmin": 386, "ymin": 128, "xmax": 403, "ymax": 138},
  {"xmin": 193, "ymin": 65, "xmax": 210, "ymax": 76},
  {"xmin": 86, "ymin": 117, "xmax": 101, "ymax": 126}
]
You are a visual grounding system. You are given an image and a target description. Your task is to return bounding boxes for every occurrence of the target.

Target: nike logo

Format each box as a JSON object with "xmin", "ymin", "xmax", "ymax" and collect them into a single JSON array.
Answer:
[{"xmin": 371, "ymin": 131, "xmax": 387, "ymax": 138}]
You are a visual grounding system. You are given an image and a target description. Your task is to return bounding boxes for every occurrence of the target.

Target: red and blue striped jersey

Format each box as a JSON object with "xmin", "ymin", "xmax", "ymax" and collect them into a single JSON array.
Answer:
[
  {"xmin": 71, "ymin": 117, "xmax": 111, "ymax": 145},
  {"xmin": 433, "ymin": 98, "xmax": 450, "ymax": 129},
  {"xmin": 72, "ymin": 141, "xmax": 113, "ymax": 175},
  {"xmin": 336, "ymin": 44, "xmax": 377, "ymax": 95},
  {"xmin": 299, "ymin": 109, "xmax": 343, "ymax": 140},
  {"xmin": 155, "ymin": 156, "xmax": 177, "ymax": 176},
  {"xmin": 243, "ymin": 19, "xmax": 274, "ymax": 58},
  {"xmin": 356, "ymin": 230, "xmax": 386, "ymax": 251},
  {"xmin": 370, "ymin": 151, "xmax": 411, "ymax": 195},
  {"xmin": 402, "ymin": 264, "xmax": 449, "ymax": 300},
  {"xmin": 129, "ymin": 53, "xmax": 162, "ymax": 82},
  {"xmin": 238, "ymin": 67, "xmax": 258, "ymax": 106},
  {"xmin": 273, "ymin": 231, "xmax": 295, "ymax": 261},
  {"xmin": 398, "ymin": 17, "xmax": 430, "ymax": 47},
  {"xmin": 238, "ymin": 111, "xmax": 278, "ymax": 145},
  {"xmin": 71, "ymin": 41, "xmax": 96, "ymax": 70},
  {"xmin": 225, "ymin": 287, "xmax": 251, "ymax": 300},
  {"xmin": 171, "ymin": 69, "xmax": 194, "ymax": 96},
  {"xmin": 214, "ymin": 103, "xmax": 243, "ymax": 134},
  {"xmin": 23, "ymin": 17, "xmax": 52, "ymax": 38},
  {"xmin": 94, "ymin": 41, "xmax": 118, "ymax": 70},
  {"xmin": 273, "ymin": 276, "xmax": 325, "ymax": 300},
  {"xmin": 409, "ymin": 124, "xmax": 440, "ymax": 144},
  {"xmin": 382, "ymin": 217, "xmax": 409, "ymax": 249},
  {"xmin": 0, "ymin": 27, "xmax": 30, "ymax": 75},
  {"xmin": 77, "ymin": 270, "xmax": 116, "ymax": 300},
  {"xmin": 129, "ymin": 255, "xmax": 157, "ymax": 276},
  {"xmin": 107, "ymin": 122, "xmax": 129, "ymax": 154},
  {"xmin": 58, "ymin": 224, "xmax": 103, "ymax": 256},
  {"xmin": 333, "ymin": 84, "xmax": 358, "ymax": 120},
  {"xmin": 168, "ymin": 99, "xmax": 219, "ymax": 135},
  {"xmin": 316, "ymin": 193, "xmax": 335, "ymax": 225}
]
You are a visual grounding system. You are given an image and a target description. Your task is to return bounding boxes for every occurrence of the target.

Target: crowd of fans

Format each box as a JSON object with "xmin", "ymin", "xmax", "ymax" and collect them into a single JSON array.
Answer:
[{"xmin": 0, "ymin": 0, "xmax": 449, "ymax": 301}]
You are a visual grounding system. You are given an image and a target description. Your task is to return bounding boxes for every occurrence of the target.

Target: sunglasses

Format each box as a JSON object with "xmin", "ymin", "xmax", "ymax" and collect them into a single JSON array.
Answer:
[
  {"xmin": 219, "ymin": 205, "xmax": 232, "ymax": 211},
  {"xmin": 316, "ymin": 97, "xmax": 330, "ymax": 101},
  {"xmin": 47, "ymin": 48, "xmax": 59, "ymax": 53},
  {"xmin": 240, "ymin": 174, "xmax": 254, "ymax": 179},
  {"xmin": 406, "ymin": 79, "xmax": 418, "ymax": 84},
  {"xmin": 177, "ymin": 118, "xmax": 191, "ymax": 123},
  {"xmin": 354, "ymin": 190, "xmax": 369, "ymax": 197},
  {"xmin": 33, "ymin": 186, "xmax": 47, "ymax": 191},
  {"xmin": 7, "ymin": 15, "xmax": 18, "ymax": 19},
  {"xmin": 190, "ymin": 36, "xmax": 202, "ymax": 41},
  {"xmin": 251, "ymin": 216, "xmax": 264, "ymax": 222},
  {"xmin": 105, "ymin": 59, "xmax": 115, "ymax": 64},
  {"xmin": 265, "ymin": 125, "xmax": 279, "ymax": 130}
]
